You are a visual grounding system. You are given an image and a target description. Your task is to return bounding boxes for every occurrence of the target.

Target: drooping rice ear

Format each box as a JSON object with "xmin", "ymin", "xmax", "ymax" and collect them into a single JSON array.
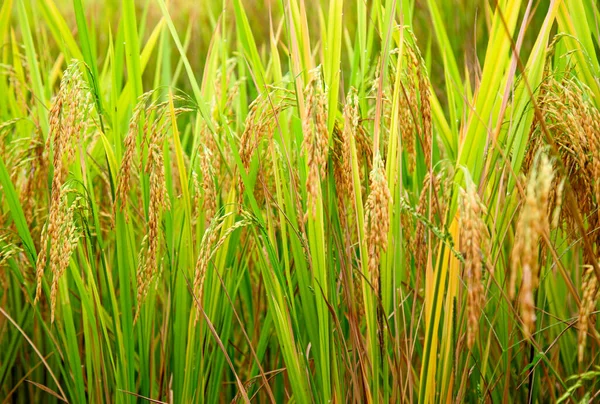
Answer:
[
  {"xmin": 365, "ymin": 153, "xmax": 391, "ymax": 296},
  {"xmin": 459, "ymin": 181, "xmax": 488, "ymax": 349}
]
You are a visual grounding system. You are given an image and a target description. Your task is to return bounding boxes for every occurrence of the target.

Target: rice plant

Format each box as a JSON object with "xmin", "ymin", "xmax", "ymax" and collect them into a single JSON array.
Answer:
[{"xmin": 1, "ymin": 0, "xmax": 600, "ymax": 402}]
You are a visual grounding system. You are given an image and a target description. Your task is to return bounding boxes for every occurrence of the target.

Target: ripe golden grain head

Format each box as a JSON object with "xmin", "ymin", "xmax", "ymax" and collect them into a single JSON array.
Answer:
[
  {"xmin": 525, "ymin": 73, "xmax": 600, "ymax": 342},
  {"xmin": 340, "ymin": 88, "xmax": 358, "ymax": 198},
  {"xmin": 133, "ymin": 115, "xmax": 172, "ymax": 324},
  {"xmin": 510, "ymin": 153, "xmax": 554, "ymax": 338},
  {"xmin": 365, "ymin": 153, "xmax": 391, "ymax": 296},
  {"xmin": 333, "ymin": 87, "xmax": 360, "ymax": 243},
  {"xmin": 398, "ymin": 70, "xmax": 417, "ymax": 172},
  {"xmin": 459, "ymin": 182, "xmax": 488, "ymax": 348},
  {"xmin": 303, "ymin": 66, "xmax": 329, "ymax": 219},
  {"xmin": 240, "ymin": 99, "xmax": 261, "ymax": 173},
  {"xmin": 34, "ymin": 61, "xmax": 94, "ymax": 310},
  {"xmin": 200, "ymin": 148, "xmax": 217, "ymax": 227},
  {"xmin": 192, "ymin": 212, "xmax": 252, "ymax": 321},
  {"xmin": 405, "ymin": 43, "xmax": 432, "ymax": 169},
  {"xmin": 122, "ymin": 95, "xmax": 194, "ymax": 323},
  {"xmin": 193, "ymin": 220, "xmax": 221, "ymax": 322},
  {"xmin": 238, "ymin": 89, "xmax": 290, "ymax": 209},
  {"xmin": 527, "ymin": 75, "xmax": 600, "ymax": 250},
  {"xmin": 116, "ymin": 91, "xmax": 154, "ymax": 220},
  {"xmin": 578, "ymin": 265, "xmax": 599, "ymax": 363},
  {"xmin": 49, "ymin": 193, "xmax": 82, "ymax": 323}
]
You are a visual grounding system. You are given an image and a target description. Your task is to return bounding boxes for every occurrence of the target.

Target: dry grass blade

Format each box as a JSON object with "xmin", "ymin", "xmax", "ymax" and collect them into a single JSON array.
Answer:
[
  {"xmin": 117, "ymin": 390, "xmax": 169, "ymax": 403},
  {"xmin": 25, "ymin": 380, "xmax": 68, "ymax": 403}
]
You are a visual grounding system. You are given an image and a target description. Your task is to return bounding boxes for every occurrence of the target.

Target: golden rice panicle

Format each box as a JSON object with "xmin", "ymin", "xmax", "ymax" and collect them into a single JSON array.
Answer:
[
  {"xmin": 315, "ymin": 79, "xmax": 328, "ymax": 180},
  {"xmin": 134, "ymin": 114, "xmax": 171, "ymax": 323},
  {"xmin": 200, "ymin": 147, "xmax": 217, "ymax": 227},
  {"xmin": 192, "ymin": 170, "xmax": 200, "ymax": 216},
  {"xmin": 293, "ymin": 168, "xmax": 308, "ymax": 239},
  {"xmin": 116, "ymin": 91, "xmax": 153, "ymax": 220},
  {"xmin": 510, "ymin": 153, "xmax": 554, "ymax": 338},
  {"xmin": 591, "ymin": 111, "xmax": 600, "ymax": 205},
  {"xmin": 365, "ymin": 153, "xmax": 392, "ymax": 296},
  {"xmin": 34, "ymin": 223, "xmax": 48, "ymax": 304},
  {"xmin": 239, "ymin": 98, "xmax": 261, "ymax": 173},
  {"xmin": 340, "ymin": 87, "xmax": 359, "ymax": 200},
  {"xmin": 202, "ymin": 103, "xmax": 221, "ymax": 180},
  {"xmin": 354, "ymin": 125, "xmax": 373, "ymax": 199},
  {"xmin": 578, "ymin": 266, "xmax": 599, "ymax": 363},
  {"xmin": 333, "ymin": 88, "xmax": 359, "ymax": 242},
  {"xmin": 238, "ymin": 91, "xmax": 288, "ymax": 207},
  {"xmin": 49, "ymin": 194, "xmax": 82, "ymax": 323},
  {"xmin": 192, "ymin": 213, "xmax": 252, "ymax": 321},
  {"xmin": 527, "ymin": 75, "xmax": 598, "ymax": 244},
  {"xmin": 35, "ymin": 60, "xmax": 94, "ymax": 306},
  {"xmin": 537, "ymin": 154, "xmax": 553, "ymax": 235},
  {"xmin": 193, "ymin": 219, "xmax": 221, "ymax": 322},
  {"xmin": 238, "ymin": 97, "xmax": 263, "ymax": 206},
  {"xmin": 406, "ymin": 42, "xmax": 432, "ymax": 168},
  {"xmin": 459, "ymin": 182, "xmax": 488, "ymax": 349},
  {"xmin": 332, "ymin": 125, "xmax": 351, "ymax": 253},
  {"xmin": 551, "ymin": 178, "xmax": 565, "ymax": 229},
  {"xmin": 519, "ymin": 264, "xmax": 536, "ymax": 338},
  {"xmin": 303, "ymin": 66, "xmax": 329, "ymax": 219},
  {"xmin": 34, "ymin": 80, "xmax": 65, "ymax": 303},
  {"xmin": 398, "ymin": 63, "xmax": 417, "ymax": 173},
  {"xmin": 303, "ymin": 87, "xmax": 319, "ymax": 218}
]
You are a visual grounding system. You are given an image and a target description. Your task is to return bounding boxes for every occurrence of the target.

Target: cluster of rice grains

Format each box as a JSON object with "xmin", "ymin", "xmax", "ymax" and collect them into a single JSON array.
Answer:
[
  {"xmin": 116, "ymin": 90, "xmax": 192, "ymax": 322},
  {"xmin": 579, "ymin": 266, "xmax": 599, "ymax": 363},
  {"xmin": 34, "ymin": 61, "xmax": 95, "ymax": 322},
  {"xmin": 238, "ymin": 87, "xmax": 293, "ymax": 209},
  {"xmin": 389, "ymin": 40, "xmax": 439, "ymax": 279},
  {"xmin": 333, "ymin": 87, "xmax": 361, "ymax": 271},
  {"xmin": 510, "ymin": 153, "xmax": 554, "ymax": 338},
  {"xmin": 523, "ymin": 72, "xmax": 600, "ymax": 355},
  {"xmin": 302, "ymin": 66, "xmax": 329, "ymax": 220},
  {"xmin": 459, "ymin": 181, "xmax": 489, "ymax": 348},
  {"xmin": 388, "ymin": 41, "xmax": 433, "ymax": 171},
  {"xmin": 192, "ymin": 211, "xmax": 252, "ymax": 319},
  {"xmin": 365, "ymin": 154, "xmax": 392, "ymax": 297}
]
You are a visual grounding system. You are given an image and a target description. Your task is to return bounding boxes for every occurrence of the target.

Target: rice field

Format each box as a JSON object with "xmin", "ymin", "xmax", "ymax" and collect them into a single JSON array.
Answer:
[{"xmin": 1, "ymin": 0, "xmax": 600, "ymax": 402}]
